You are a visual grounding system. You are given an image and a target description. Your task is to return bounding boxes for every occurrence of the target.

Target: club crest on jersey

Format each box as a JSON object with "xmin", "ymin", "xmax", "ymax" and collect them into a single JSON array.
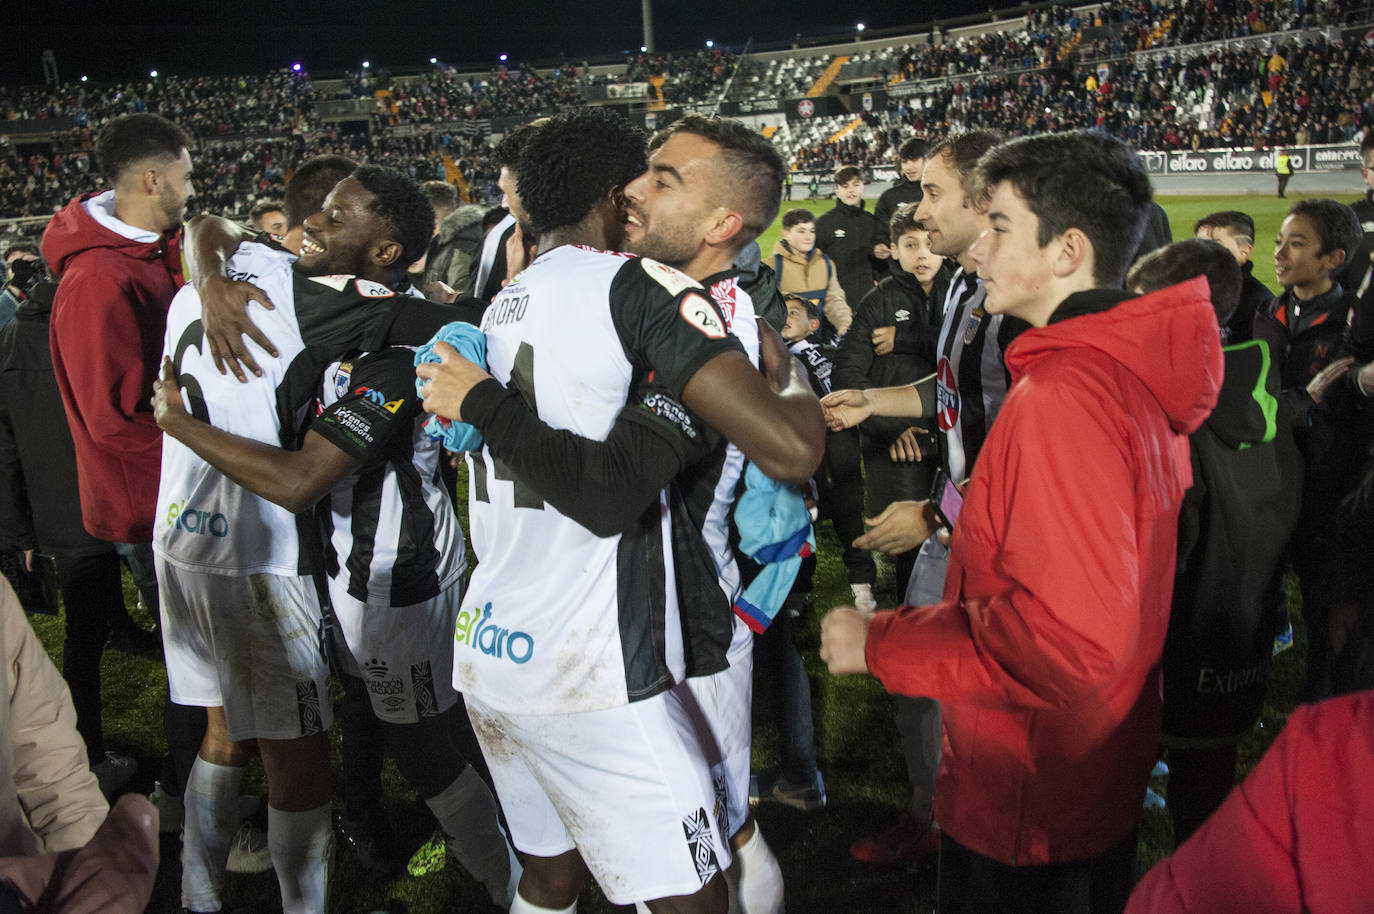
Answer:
[
  {"xmin": 455, "ymin": 602, "xmax": 534, "ymax": 665},
  {"xmin": 680, "ymin": 293, "xmax": 727, "ymax": 339},
  {"xmin": 641, "ymin": 258, "xmax": 701, "ymax": 296},
  {"xmin": 334, "ymin": 362, "xmax": 353, "ymax": 398}
]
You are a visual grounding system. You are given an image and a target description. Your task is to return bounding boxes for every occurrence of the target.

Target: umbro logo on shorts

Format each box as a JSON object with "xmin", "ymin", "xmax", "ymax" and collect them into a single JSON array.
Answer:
[{"xmin": 296, "ymin": 680, "xmax": 324, "ymax": 735}]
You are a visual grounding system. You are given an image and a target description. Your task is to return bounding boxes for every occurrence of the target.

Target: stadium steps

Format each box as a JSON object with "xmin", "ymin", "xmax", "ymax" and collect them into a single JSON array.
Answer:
[
  {"xmin": 1144, "ymin": 17, "xmax": 1174, "ymax": 49},
  {"xmin": 761, "ymin": 125, "xmax": 778, "ymax": 139},
  {"xmin": 374, "ymin": 88, "xmax": 397, "ymax": 125},
  {"xmin": 826, "ymin": 118, "xmax": 863, "ymax": 143},
  {"xmin": 442, "ymin": 152, "xmax": 473, "ymax": 201},
  {"xmin": 807, "ymin": 56, "xmax": 849, "ymax": 97},
  {"xmin": 650, "ymin": 75, "xmax": 667, "ymax": 111}
]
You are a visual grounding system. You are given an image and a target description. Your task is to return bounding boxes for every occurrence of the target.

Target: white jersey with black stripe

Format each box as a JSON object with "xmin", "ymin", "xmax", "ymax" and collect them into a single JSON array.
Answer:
[
  {"xmin": 456, "ymin": 244, "xmax": 742, "ymax": 715},
  {"xmin": 154, "ymin": 241, "xmax": 400, "ymax": 576}
]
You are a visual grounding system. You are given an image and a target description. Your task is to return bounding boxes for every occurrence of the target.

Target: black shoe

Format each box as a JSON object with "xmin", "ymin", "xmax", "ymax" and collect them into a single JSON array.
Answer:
[
  {"xmin": 106, "ymin": 620, "xmax": 161, "ymax": 653},
  {"xmin": 341, "ymin": 810, "xmax": 407, "ymax": 875}
]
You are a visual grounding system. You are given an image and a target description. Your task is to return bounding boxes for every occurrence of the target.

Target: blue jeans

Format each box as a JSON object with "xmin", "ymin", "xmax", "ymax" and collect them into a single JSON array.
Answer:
[{"xmin": 754, "ymin": 606, "xmax": 818, "ymax": 785}]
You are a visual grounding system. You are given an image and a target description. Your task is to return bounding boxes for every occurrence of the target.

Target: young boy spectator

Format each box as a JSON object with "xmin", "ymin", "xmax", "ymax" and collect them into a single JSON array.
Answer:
[
  {"xmin": 747, "ymin": 294, "xmax": 837, "ymax": 811},
  {"xmin": 1127, "ymin": 239, "xmax": 1311, "ymax": 843},
  {"xmin": 778, "ymin": 294, "xmax": 875, "ymax": 612},
  {"xmin": 1194, "ymin": 210, "xmax": 1274, "ymax": 342},
  {"xmin": 833, "ymin": 205, "xmax": 949, "ymax": 598},
  {"xmin": 873, "ymin": 138, "xmax": 929, "ymax": 253},
  {"xmin": 1254, "ymin": 198, "xmax": 1374, "ymax": 700},
  {"xmin": 773, "ymin": 208, "xmax": 852, "ymax": 340},
  {"xmin": 816, "ymin": 166, "xmax": 886, "ymax": 308},
  {"xmin": 821, "ymin": 130, "xmax": 1223, "ymax": 912}
]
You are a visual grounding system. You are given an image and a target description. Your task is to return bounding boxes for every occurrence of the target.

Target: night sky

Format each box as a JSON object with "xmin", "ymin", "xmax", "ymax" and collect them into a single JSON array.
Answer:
[{"xmin": 2, "ymin": 0, "xmax": 981, "ymax": 84}]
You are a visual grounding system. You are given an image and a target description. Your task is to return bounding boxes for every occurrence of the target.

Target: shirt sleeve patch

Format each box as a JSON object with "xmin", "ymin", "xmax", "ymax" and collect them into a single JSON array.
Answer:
[
  {"xmin": 641, "ymin": 258, "xmax": 702, "ymax": 296},
  {"xmin": 354, "ymin": 278, "xmax": 397, "ymax": 298},
  {"xmin": 680, "ymin": 293, "xmax": 727, "ymax": 339}
]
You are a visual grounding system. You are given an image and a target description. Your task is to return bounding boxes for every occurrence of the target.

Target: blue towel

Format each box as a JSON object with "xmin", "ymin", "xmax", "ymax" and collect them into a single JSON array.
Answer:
[
  {"xmin": 414, "ymin": 322, "xmax": 487, "ymax": 452},
  {"xmin": 732, "ymin": 462, "xmax": 814, "ymax": 633}
]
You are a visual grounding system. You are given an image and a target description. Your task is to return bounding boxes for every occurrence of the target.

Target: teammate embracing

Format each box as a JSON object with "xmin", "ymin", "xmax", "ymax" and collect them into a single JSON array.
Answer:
[{"xmin": 417, "ymin": 109, "xmax": 823, "ymax": 914}]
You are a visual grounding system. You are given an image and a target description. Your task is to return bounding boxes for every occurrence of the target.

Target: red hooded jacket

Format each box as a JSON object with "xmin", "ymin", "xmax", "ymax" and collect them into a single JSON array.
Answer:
[
  {"xmin": 41, "ymin": 192, "xmax": 183, "ymax": 543},
  {"xmin": 866, "ymin": 277, "xmax": 1223, "ymax": 865}
]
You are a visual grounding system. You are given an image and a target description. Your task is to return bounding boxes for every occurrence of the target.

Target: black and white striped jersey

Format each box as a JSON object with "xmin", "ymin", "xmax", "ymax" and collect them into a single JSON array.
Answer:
[{"xmin": 456, "ymin": 245, "xmax": 742, "ymax": 715}]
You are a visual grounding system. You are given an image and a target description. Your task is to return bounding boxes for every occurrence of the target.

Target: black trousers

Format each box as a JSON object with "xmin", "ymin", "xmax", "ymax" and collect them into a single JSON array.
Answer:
[{"xmin": 937, "ymin": 828, "xmax": 1137, "ymax": 914}]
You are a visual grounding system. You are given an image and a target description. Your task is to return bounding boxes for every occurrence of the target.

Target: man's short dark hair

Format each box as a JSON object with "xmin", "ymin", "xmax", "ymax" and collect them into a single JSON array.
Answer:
[
  {"xmin": 495, "ymin": 120, "xmax": 547, "ymax": 171},
  {"xmin": 1126, "ymin": 238, "xmax": 1242, "ymax": 325},
  {"xmin": 94, "ymin": 113, "xmax": 191, "ymax": 184},
  {"xmin": 890, "ymin": 202, "xmax": 922, "ymax": 240},
  {"xmin": 284, "ymin": 155, "xmax": 357, "ymax": 229},
  {"xmin": 517, "ymin": 109, "xmax": 646, "ymax": 238},
  {"xmin": 781, "ymin": 208, "xmax": 815, "ymax": 230},
  {"xmin": 249, "ymin": 199, "xmax": 285, "ymax": 224},
  {"xmin": 1287, "ymin": 198, "xmax": 1361, "ymax": 262},
  {"xmin": 351, "ymin": 165, "xmax": 435, "ymax": 267},
  {"xmin": 420, "ymin": 180, "xmax": 459, "ymax": 217},
  {"xmin": 1361, "ymin": 131, "xmax": 1374, "ymax": 161},
  {"xmin": 650, "ymin": 115, "xmax": 784, "ymax": 247},
  {"xmin": 974, "ymin": 131, "xmax": 1152, "ymax": 287},
  {"xmin": 1194, "ymin": 210, "xmax": 1255, "ymax": 248},
  {"xmin": 833, "ymin": 165, "xmax": 862, "ymax": 186},
  {"xmin": 898, "ymin": 137, "xmax": 930, "ymax": 162},
  {"xmin": 927, "ymin": 130, "xmax": 1006, "ymax": 200}
]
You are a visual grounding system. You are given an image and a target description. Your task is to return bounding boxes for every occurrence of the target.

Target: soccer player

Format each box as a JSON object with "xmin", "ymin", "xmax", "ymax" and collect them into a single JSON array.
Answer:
[
  {"xmin": 821, "ymin": 131, "xmax": 1021, "ymax": 865},
  {"xmin": 417, "ymin": 109, "xmax": 822, "ymax": 914},
  {"xmin": 158, "ymin": 165, "xmax": 520, "ymax": 906},
  {"xmin": 151, "ymin": 166, "xmax": 513, "ymax": 913}
]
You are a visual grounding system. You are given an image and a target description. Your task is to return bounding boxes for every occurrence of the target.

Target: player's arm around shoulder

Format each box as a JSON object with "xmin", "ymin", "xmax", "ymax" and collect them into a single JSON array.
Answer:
[{"xmin": 612, "ymin": 257, "xmax": 824, "ymax": 484}]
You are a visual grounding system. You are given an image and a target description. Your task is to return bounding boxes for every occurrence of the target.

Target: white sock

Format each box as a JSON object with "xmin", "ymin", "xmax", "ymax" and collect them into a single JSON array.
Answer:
[
  {"xmin": 268, "ymin": 803, "xmax": 334, "ymax": 914},
  {"xmin": 510, "ymin": 893, "xmax": 577, "ymax": 913},
  {"xmin": 430, "ymin": 766, "xmax": 522, "ymax": 907},
  {"xmin": 735, "ymin": 825, "xmax": 784, "ymax": 914},
  {"xmin": 182, "ymin": 758, "xmax": 247, "ymax": 912}
]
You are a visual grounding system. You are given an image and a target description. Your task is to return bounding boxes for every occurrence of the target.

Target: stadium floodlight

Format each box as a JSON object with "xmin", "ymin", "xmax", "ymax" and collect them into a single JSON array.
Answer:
[
  {"xmin": 499, "ymin": 53, "xmax": 508, "ymax": 62},
  {"xmin": 430, "ymin": 57, "xmax": 438, "ymax": 64},
  {"xmin": 80, "ymin": 75, "xmax": 88, "ymax": 82},
  {"xmin": 705, "ymin": 39, "xmax": 714, "ymax": 48},
  {"xmin": 640, "ymin": 46, "xmax": 647, "ymax": 52},
  {"xmin": 292, "ymin": 63, "xmax": 302, "ymax": 72},
  {"xmin": 362, "ymin": 60, "xmax": 370, "ymax": 69},
  {"xmin": 149, "ymin": 70, "xmax": 158, "ymax": 78},
  {"xmin": 857, "ymin": 22, "xmax": 866, "ymax": 32}
]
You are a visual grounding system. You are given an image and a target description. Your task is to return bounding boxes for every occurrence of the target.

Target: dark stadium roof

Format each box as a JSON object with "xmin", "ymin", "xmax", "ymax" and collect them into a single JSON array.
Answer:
[{"xmin": 2, "ymin": 0, "xmax": 988, "ymax": 83}]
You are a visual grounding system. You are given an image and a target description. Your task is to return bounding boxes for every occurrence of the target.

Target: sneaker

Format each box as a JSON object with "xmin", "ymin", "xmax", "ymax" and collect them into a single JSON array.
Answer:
[
  {"xmin": 149, "ymin": 781, "xmax": 185, "ymax": 834},
  {"xmin": 851, "ymin": 583, "xmax": 877, "ymax": 616},
  {"xmin": 749, "ymin": 767, "xmax": 826, "ymax": 812},
  {"xmin": 1144, "ymin": 787, "xmax": 1167, "ymax": 810},
  {"xmin": 226, "ymin": 822, "xmax": 272, "ymax": 874},
  {"xmin": 106, "ymin": 619, "xmax": 161, "ymax": 653},
  {"xmin": 92, "ymin": 751, "xmax": 137, "ymax": 797},
  {"xmin": 1151, "ymin": 759, "xmax": 1170, "ymax": 778},
  {"xmin": 849, "ymin": 811, "xmax": 942, "ymax": 864},
  {"xmin": 342, "ymin": 811, "xmax": 407, "ymax": 875}
]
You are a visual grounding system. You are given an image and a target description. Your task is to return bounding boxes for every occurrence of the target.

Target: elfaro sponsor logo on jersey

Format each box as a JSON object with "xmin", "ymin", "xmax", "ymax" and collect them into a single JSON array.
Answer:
[
  {"xmin": 165, "ymin": 499, "xmax": 230, "ymax": 537},
  {"xmin": 454, "ymin": 602, "xmax": 534, "ymax": 665}
]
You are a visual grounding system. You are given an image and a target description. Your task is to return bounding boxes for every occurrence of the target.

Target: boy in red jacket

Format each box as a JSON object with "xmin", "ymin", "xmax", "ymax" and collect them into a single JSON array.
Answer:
[{"xmin": 821, "ymin": 131, "xmax": 1223, "ymax": 913}]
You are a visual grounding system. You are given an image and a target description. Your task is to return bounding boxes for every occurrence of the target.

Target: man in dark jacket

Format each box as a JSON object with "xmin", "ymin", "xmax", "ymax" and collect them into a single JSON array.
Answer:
[
  {"xmin": 1340, "ymin": 131, "xmax": 1374, "ymax": 293},
  {"xmin": 0, "ymin": 269, "xmax": 138, "ymax": 796},
  {"xmin": 816, "ymin": 165, "xmax": 886, "ymax": 312}
]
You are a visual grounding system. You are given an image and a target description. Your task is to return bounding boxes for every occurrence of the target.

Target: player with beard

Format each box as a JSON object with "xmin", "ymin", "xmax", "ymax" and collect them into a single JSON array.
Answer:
[
  {"xmin": 152, "ymin": 166, "xmax": 513, "ymax": 913},
  {"xmin": 416, "ymin": 109, "xmax": 822, "ymax": 914}
]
